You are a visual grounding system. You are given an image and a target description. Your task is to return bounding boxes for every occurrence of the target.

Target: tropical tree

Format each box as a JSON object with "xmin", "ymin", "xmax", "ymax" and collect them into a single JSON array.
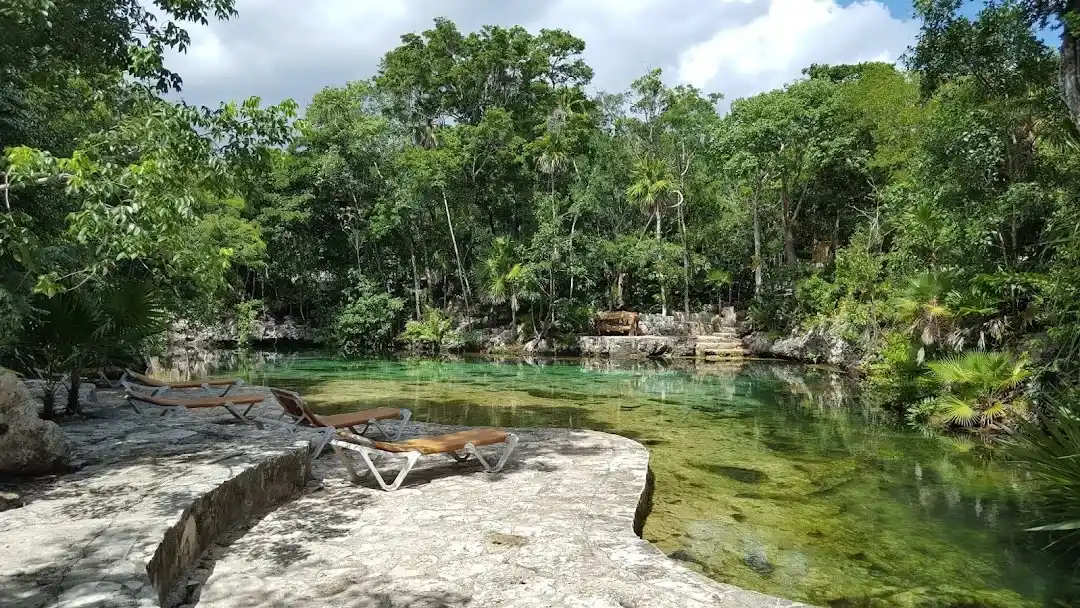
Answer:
[
  {"xmin": 477, "ymin": 237, "xmax": 525, "ymax": 333},
  {"xmin": 626, "ymin": 156, "xmax": 675, "ymax": 314}
]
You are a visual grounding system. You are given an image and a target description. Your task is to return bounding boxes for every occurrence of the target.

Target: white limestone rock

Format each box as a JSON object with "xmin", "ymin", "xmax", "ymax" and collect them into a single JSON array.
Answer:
[{"xmin": 0, "ymin": 370, "xmax": 72, "ymax": 475}]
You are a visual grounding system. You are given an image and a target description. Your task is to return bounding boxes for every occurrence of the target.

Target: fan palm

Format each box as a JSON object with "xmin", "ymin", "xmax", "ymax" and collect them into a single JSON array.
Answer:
[
  {"xmin": 921, "ymin": 351, "xmax": 1031, "ymax": 429},
  {"xmin": 893, "ymin": 272, "xmax": 956, "ymax": 354},
  {"xmin": 21, "ymin": 281, "xmax": 167, "ymax": 416}
]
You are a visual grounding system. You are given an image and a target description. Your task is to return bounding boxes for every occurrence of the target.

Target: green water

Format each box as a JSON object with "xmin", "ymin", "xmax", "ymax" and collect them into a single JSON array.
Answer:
[{"xmin": 204, "ymin": 353, "xmax": 1077, "ymax": 607}]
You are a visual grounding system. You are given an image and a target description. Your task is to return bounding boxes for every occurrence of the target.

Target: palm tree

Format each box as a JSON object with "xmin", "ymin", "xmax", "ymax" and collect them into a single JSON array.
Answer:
[
  {"xmin": 893, "ymin": 272, "xmax": 956, "ymax": 359},
  {"xmin": 626, "ymin": 157, "xmax": 674, "ymax": 315},
  {"xmin": 477, "ymin": 237, "xmax": 524, "ymax": 333},
  {"xmin": 920, "ymin": 351, "xmax": 1031, "ymax": 429}
]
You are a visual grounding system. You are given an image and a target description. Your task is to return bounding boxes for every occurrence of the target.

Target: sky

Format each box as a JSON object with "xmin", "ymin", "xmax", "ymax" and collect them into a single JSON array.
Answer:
[{"xmin": 164, "ymin": 0, "xmax": 923, "ymax": 111}]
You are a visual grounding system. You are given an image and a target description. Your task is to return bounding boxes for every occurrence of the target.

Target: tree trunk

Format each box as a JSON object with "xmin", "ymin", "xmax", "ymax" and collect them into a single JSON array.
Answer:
[
  {"xmin": 408, "ymin": 232, "xmax": 422, "ymax": 320},
  {"xmin": 655, "ymin": 208, "xmax": 667, "ymax": 316},
  {"xmin": 678, "ymin": 200, "xmax": 690, "ymax": 316},
  {"xmin": 42, "ymin": 388, "xmax": 55, "ymax": 420},
  {"xmin": 1062, "ymin": 6, "xmax": 1080, "ymax": 133},
  {"xmin": 753, "ymin": 196, "xmax": 763, "ymax": 296},
  {"xmin": 549, "ymin": 174, "xmax": 557, "ymax": 330},
  {"xmin": 783, "ymin": 223, "xmax": 797, "ymax": 266},
  {"xmin": 568, "ymin": 212, "xmax": 578, "ymax": 300},
  {"xmin": 66, "ymin": 367, "xmax": 81, "ymax": 415},
  {"xmin": 510, "ymin": 293, "xmax": 518, "ymax": 337},
  {"xmin": 442, "ymin": 190, "xmax": 470, "ymax": 310},
  {"xmin": 781, "ymin": 180, "xmax": 797, "ymax": 266}
]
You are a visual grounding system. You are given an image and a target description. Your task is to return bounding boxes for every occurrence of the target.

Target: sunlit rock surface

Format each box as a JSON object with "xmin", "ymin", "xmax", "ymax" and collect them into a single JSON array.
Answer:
[{"xmin": 192, "ymin": 425, "xmax": 805, "ymax": 608}]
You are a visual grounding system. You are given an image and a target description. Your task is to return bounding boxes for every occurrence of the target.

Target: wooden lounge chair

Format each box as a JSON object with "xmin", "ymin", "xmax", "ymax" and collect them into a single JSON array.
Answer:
[
  {"xmin": 122, "ymin": 369, "xmax": 244, "ymax": 397},
  {"xmin": 330, "ymin": 428, "xmax": 520, "ymax": 491},
  {"xmin": 255, "ymin": 388, "xmax": 411, "ymax": 458},
  {"xmin": 123, "ymin": 385, "xmax": 266, "ymax": 422}
]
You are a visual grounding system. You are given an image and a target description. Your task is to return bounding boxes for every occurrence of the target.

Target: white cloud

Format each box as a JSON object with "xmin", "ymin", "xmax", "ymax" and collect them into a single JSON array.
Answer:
[
  {"xmin": 677, "ymin": 0, "xmax": 918, "ymax": 101},
  {"xmin": 162, "ymin": 0, "xmax": 918, "ymax": 109}
]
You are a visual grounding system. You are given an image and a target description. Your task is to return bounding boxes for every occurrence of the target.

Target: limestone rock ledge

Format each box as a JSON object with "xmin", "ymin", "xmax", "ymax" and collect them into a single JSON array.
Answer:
[
  {"xmin": 194, "ymin": 425, "xmax": 807, "ymax": 608},
  {"xmin": 0, "ymin": 398, "xmax": 309, "ymax": 608},
  {"xmin": 579, "ymin": 335, "xmax": 695, "ymax": 359}
]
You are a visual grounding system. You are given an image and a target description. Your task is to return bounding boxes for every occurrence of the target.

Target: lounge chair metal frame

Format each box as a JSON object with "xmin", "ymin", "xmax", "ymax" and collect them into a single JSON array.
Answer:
[
  {"xmin": 120, "ymin": 369, "xmax": 244, "ymax": 398},
  {"xmin": 121, "ymin": 380, "xmax": 263, "ymax": 423},
  {"xmin": 330, "ymin": 432, "xmax": 519, "ymax": 491},
  {"xmin": 255, "ymin": 388, "xmax": 411, "ymax": 458}
]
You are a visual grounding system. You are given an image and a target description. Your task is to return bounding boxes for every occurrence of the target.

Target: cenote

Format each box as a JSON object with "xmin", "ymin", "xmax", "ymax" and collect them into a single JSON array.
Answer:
[{"xmin": 195, "ymin": 353, "xmax": 1078, "ymax": 607}]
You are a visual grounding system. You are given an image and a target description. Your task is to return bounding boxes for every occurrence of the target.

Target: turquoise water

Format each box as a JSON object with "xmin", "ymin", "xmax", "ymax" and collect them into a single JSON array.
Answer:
[{"xmin": 191, "ymin": 353, "xmax": 1078, "ymax": 607}]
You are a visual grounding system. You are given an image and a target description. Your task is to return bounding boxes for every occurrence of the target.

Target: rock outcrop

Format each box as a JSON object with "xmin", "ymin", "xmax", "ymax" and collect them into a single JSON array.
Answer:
[
  {"xmin": 0, "ymin": 371, "xmax": 72, "ymax": 475},
  {"xmin": 579, "ymin": 335, "xmax": 694, "ymax": 358},
  {"xmin": 169, "ymin": 315, "xmax": 315, "ymax": 349},
  {"xmin": 743, "ymin": 325, "xmax": 865, "ymax": 368}
]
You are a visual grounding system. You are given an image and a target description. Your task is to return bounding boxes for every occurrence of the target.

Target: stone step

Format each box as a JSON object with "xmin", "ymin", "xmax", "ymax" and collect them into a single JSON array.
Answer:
[
  {"xmin": 703, "ymin": 352, "xmax": 750, "ymax": 361},
  {"xmin": 694, "ymin": 339, "xmax": 744, "ymax": 348},
  {"xmin": 697, "ymin": 330, "xmax": 739, "ymax": 338},
  {"xmin": 696, "ymin": 346, "xmax": 744, "ymax": 353}
]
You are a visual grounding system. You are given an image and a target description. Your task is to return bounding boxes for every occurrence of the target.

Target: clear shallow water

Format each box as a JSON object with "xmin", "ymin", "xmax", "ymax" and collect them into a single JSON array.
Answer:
[{"xmin": 188, "ymin": 353, "xmax": 1078, "ymax": 607}]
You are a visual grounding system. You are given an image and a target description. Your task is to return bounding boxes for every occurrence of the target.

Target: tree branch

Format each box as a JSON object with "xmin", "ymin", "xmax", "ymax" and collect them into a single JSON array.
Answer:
[{"xmin": 0, "ymin": 173, "xmax": 73, "ymax": 194}]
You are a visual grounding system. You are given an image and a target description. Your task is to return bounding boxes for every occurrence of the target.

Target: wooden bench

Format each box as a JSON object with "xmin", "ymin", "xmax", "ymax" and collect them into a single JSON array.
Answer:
[{"xmin": 595, "ymin": 311, "xmax": 639, "ymax": 336}]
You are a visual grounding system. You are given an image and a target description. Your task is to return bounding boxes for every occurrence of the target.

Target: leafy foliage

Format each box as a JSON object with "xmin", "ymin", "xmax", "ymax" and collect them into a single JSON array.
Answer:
[
  {"xmin": 909, "ymin": 351, "xmax": 1031, "ymax": 430},
  {"xmin": 1008, "ymin": 409, "xmax": 1080, "ymax": 561},
  {"xmin": 400, "ymin": 307, "xmax": 456, "ymax": 353},
  {"xmin": 332, "ymin": 284, "xmax": 405, "ymax": 354}
]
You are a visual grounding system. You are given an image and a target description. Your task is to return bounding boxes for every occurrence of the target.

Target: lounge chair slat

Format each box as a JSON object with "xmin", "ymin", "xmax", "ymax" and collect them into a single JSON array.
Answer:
[
  {"xmin": 314, "ymin": 407, "xmax": 405, "ymax": 428},
  {"xmin": 330, "ymin": 429, "xmax": 519, "ymax": 490},
  {"xmin": 338, "ymin": 428, "xmax": 511, "ymax": 455}
]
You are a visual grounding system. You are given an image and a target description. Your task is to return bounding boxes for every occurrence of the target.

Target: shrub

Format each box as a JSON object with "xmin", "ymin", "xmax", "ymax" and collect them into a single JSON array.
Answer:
[
  {"xmin": 1008, "ymin": 407, "xmax": 1080, "ymax": 559},
  {"xmin": 235, "ymin": 299, "xmax": 264, "ymax": 348},
  {"xmin": 907, "ymin": 351, "xmax": 1031, "ymax": 430},
  {"xmin": 332, "ymin": 290, "xmax": 405, "ymax": 354},
  {"xmin": 400, "ymin": 307, "xmax": 456, "ymax": 352}
]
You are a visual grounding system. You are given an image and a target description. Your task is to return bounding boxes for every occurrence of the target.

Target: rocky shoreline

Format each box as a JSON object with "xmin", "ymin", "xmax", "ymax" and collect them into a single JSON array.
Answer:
[
  {"xmin": 0, "ymin": 386, "xmax": 808, "ymax": 608},
  {"xmin": 163, "ymin": 311, "xmax": 864, "ymax": 370}
]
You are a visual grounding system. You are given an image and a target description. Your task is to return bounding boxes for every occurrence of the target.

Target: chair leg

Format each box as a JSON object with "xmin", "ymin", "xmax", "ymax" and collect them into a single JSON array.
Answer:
[
  {"xmin": 218, "ymin": 380, "xmax": 242, "ymax": 398},
  {"xmin": 331, "ymin": 442, "xmax": 420, "ymax": 491},
  {"xmin": 366, "ymin": 409, "xmax": 412, "ymax": 441},
  {"xmin": 310, "ymin": 428, "xmax": 334, "ymax": 459},
  {"xmin": 465, "ymin": 434, "xmax": 519, "ymax": 473},
  {"xmin": 393, "ymin": 409, "xmax": 412, "ymax": 440},
  {"xmin": 223, "ymin": 403, "xmax": 256, "ymax": 424}
]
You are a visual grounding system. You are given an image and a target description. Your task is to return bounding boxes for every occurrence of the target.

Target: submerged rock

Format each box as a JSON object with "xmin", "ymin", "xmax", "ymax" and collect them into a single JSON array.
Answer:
[
  {"xmin": 743, "ymin": 542, "xmax": 774, "ymax": 575},
  {"xmin": 692, "ymin": 463, "xmax": 768, "ymax": 484},
  {"xmin": 0, "ymin": 370, "xmax": 72, "ymax": 475}
]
